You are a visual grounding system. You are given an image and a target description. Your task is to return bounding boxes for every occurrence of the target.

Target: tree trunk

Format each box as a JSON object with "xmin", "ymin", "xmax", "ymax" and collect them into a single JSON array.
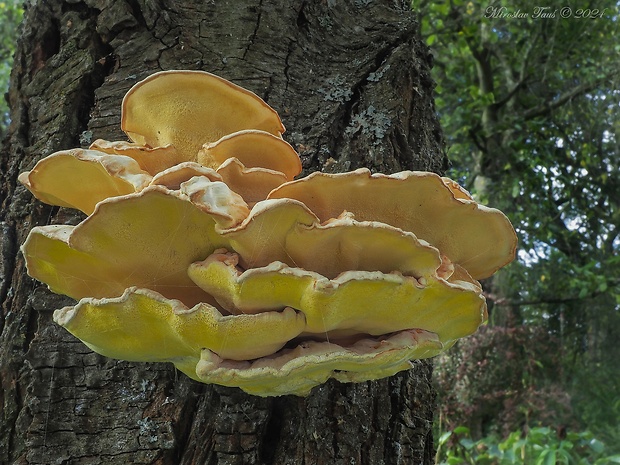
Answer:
[{"xmin": 0, "ymin": 1, "xmax": 446, "ymax": 464}]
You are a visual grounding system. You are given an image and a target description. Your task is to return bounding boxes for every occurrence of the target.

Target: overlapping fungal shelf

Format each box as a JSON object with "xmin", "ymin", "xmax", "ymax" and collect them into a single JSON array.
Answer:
[{"xmin": 19, "ymin": 70, "xmax": 517, "ymax": 396}]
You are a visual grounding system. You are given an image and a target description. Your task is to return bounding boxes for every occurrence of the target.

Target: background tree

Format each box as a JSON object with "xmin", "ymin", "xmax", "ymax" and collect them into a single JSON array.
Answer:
[
  {"xmin": 0, "ymin": 0, "xmax": 22, "ymax": 136},
  {"xmin": 415, "ymin": 0, "xmax": 620, "ymax": 449},
  {"xmin": 0, "ymin": 1, "xmax": 447, "ymax": 464}
]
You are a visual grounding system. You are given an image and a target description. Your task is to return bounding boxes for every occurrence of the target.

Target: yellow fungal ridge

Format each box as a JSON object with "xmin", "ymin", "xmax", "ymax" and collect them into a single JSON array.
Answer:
[
  {"xmin": 149, "ymin": 162, "xmax": 222, "ymax": 190},
  {"xmin": 21, "ymin": 186, "xmax": 232, "ymax": 307},
  {"xmin": 90, "ymin": 139, "xmax": 185, "ymax": 176},
  {"xmin": 196, "ymin": 329, "xmax": 444, "ymax": 397},
  {"xmin": 19, "ymin": 148, "xmax": 296, "ymax": 209},
  {"xmin": 216, "ymin": 158, "xmax": 289, "ymax": 206},
  {"xmin": 53, "ymin": 287, "xmax": 306, "ymax": 379},
  {"xmin": 222, "ymin": 199, "xmax": 447, "ymax": 279},
  {"xmin": 188, "ymin": 251, "xmax": 486, "ymax": 344},
  {"xmin": 22, "ymin": 184, "xmax": 456, "ymax": 308}
]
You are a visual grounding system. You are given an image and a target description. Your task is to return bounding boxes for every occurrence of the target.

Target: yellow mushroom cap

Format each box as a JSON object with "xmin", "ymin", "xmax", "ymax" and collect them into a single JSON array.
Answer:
[
  {"xmin": 216, "ymin": 158, "xmax": 289, "ymax": 206},
  {"xmin": 269, "ymin": 168, "xmax": 517, "ymax": 279},
  {"xmin": 53, "ymin": 287, "xmax": 306, "ymax": 379},
  {"xmin": 222, "ymin": 199, "xmax": 446, "ymax": 279},
  {"xmin": 179, "ymin": 176, "xmax": 250, "ymax": 228},
  {"xmin": 149, "ymin": 162, "xmax": 222, "ymax": 190},
  {"xmin": 121, "ymin": 70, "xmax": 285, "ymax": 160},
  {"xmin": 198, "ymin": 129, "xmax": 302, "ymax": 180},
  {"xmin": 441, "ymin": 176, "xmax": 475, "ymax": 201},
  {"xmin": 20, "ymin": 185, "xmax": 241, "ymax": 307},
  {"xmin": 18, "ymin": 149, "xmax": 152, "ymax": 215},
  {"xmin": 90, "ymin": 139, "xmax": 185, "ymax": 176},
  {"xmin": 16, "ymin": 69, "xmax": 519, "ymax": 397}
]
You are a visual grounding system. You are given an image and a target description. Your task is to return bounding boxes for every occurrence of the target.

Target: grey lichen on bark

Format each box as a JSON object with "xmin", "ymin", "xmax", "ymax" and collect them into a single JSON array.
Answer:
[{"xmin": 0, "ymin": 1, "xmax": 446, "ymax": 464}]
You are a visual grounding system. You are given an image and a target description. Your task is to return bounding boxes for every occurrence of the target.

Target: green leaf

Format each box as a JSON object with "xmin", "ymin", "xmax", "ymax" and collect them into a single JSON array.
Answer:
[
  {"xmin": 459, "ymin": 438, "xmax": 475, "ymax": 450},
  {"xmin": 438, "ymin": 431, "xmax": 452, "ymax": 445},
  {"xmin": 430, "ymin": 2, "xmax": 449, "ymax": 15},
  {"xmin": 588, "ymin": 438, "xmax": 605, "ymax": 454},
  {"xmin": 601, "ymin": 455, "xmax": 620, "ymax": 464},
  {"xmin": 537, "ymin": 450, "xmax": 556, "ymax": 465},
  {"xmin": 503, "ymin": 449, "xmax": 517, "ymax": 463},
  {"xmin": 453, "ymin": 426, "xmax": 471, "ymax": 435}
]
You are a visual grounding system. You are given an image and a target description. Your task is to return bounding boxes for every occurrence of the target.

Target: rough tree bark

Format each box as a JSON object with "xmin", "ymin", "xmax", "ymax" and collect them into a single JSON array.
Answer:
[{"xmin": 0, "ymin": 1, "xmax": 447, "ymax": 464}]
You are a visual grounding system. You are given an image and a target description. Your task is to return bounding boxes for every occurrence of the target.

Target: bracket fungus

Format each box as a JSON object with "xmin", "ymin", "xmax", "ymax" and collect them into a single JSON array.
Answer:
[
  {"xmin": 17, "ymin": 149, "xmax": 152, "ymax": 215},
  {"xmin": 121, "ymin": 70, "xmax": 285, "ymax": 160},
  {"xmin": 19, "ymin": 70, "xmax": 517, "ymax": 396}
]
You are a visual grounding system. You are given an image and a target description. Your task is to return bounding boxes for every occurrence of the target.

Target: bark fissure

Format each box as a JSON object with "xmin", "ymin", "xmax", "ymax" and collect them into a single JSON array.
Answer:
[
  {"xmin": 329, "ymin": 33, "xmax": 416, "ymax": 167},
  {"xmin": 125, "ymin": 0, "xmax": 151, "ymax": 31},
  {"xmin": 243, "ymin": 0, "xmax": 264, "ymax": 61},
  {"xmin": 0, "ymin": 222, "xmax": 16, "ymax": 317},
  {"xmin": 258, "ymin": 399, "xmax": 283, "ymax": 464}
]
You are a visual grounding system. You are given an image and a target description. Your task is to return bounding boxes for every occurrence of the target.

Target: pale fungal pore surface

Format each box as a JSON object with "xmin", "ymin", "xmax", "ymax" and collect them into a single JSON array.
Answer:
[{"xmin": 19, "ymin": 70, "xmax": 517, "ymax": 396}]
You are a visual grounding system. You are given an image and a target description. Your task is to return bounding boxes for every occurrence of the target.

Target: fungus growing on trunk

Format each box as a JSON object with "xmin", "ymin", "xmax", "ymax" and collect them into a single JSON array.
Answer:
[
  {"xmin": 269, "ymin": 169, "xmax": 517, "ymax": 280},
  {"xmin": 19, "ymin": 71, "xmax": 295, "ymax": 209},
  {"xmin": 19, "ymin": 70, "xmax": 517, "ymax": 396},
  {"xmin": 197, "ymin": 129, "xmax": 301, "ymax": 180},
  {"xmin": 188, "ymin": 251, "xmax": 486, "ymax": 344},
  {"xmin": 17, "ymin": 149, "xmax": 151, "ymax": 215},
  {"xmin": 54, "ymin": 288, "xmax": 306, "ymax": 380},
  {"xmin": 121, "ymin": 70, "xmax": 285, "ymax": 160}
]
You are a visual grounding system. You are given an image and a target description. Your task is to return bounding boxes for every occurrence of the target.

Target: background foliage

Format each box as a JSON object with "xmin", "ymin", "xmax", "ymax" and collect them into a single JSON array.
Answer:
[
  {"xmin": 413, "ymin": 0, "xmax": 620, "ymax": 460},
  {"xmin": 0, "ymin": 1, "xmax": 21, "ymax": 137},
  {"xmin": 436, "ymin": 425, "xmax": 620, "ymax": 465}
]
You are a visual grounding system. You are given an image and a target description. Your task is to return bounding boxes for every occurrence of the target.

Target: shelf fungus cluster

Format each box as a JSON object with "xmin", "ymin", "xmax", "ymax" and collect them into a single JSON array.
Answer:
[{"xmin": 19, "ymin": 70, "xmax": 517, "ymax": 397}]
